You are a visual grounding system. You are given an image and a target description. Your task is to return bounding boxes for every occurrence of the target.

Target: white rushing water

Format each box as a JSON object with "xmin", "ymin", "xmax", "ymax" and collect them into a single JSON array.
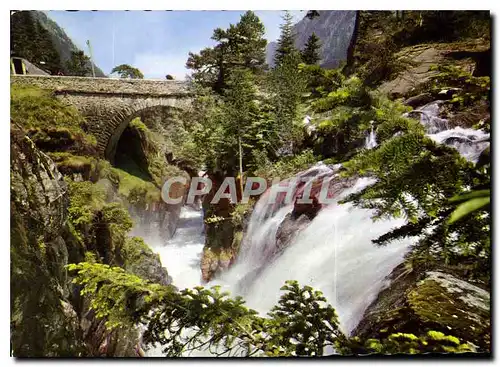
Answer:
[
  {"xmin": 146, "ymin": 206, "xmax": 205, "ymax": 357},
  {"xmin": 413, "ymin": 101, "xmax": 490, "ymax": 163},
  {"xmin": 147, "ymin": 99, "xmax": 489, "ymax": 356},
  {"xmin": 365, "ymin": 121, "xmax": 378, "ymax": 149},
  {"xmin": 214, "ymin": 177, "xmax": 413, "ymax": 335},
  {"xmin": 154, "ymin": 206, "xmax": 205, "ymax": 289}
]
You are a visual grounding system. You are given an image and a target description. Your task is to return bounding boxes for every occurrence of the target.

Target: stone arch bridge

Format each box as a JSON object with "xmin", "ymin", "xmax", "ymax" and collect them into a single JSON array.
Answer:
[{"xmin": 11, "ymin": 75, "xmax": 192, "ymax": 160}]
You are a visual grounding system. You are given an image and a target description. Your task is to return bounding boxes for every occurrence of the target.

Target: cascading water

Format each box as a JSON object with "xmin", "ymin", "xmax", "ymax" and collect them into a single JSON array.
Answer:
[
  {"xmin": 146, "ymin": 206, "xmax": 205, "ymax": 357},
  {"xmin": 147, "ymin": 98, "xmax": 489, "ymax": 356},
  {"xmin": 153, "ymin": 206, "xmax": 205, "ymax": 289},
  {"xmin": 411, "ymin": 101, "xmax": 490, "ymax": 163},
  {"xmin": 214, "ymin": 176, "xmax": 414, "ymax": 336},
  {"xmin": 364, "ymin": 121, "xmax": 378, "ymax": 149}
]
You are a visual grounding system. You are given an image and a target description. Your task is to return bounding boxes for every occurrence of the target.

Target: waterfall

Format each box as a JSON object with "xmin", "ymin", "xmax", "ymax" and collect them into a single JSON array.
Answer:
[
  {"xmin": 213, "ymin": 176, "xmax": 414, "ymax": 336},
  {"xmin": 364, "ymin": 125, "xmax": 377, "ymax": 149},
  {"xmin": 146, "ymin": 99, "xmax": 489, "ymax": 356},
  {"xmin": 153, "ymin": 206, "xmax": 205, "ymax": 290},
  {"xmin": 146, "ymin": 206, "xmax": 205, "ymax": 357},
  {"xmin": 412, "ymin": 101, "xmax": 490, "ymax": 163}
]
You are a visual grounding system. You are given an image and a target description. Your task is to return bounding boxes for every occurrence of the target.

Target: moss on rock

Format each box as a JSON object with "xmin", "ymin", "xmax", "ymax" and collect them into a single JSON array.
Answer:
[
  {"xmin": 352, "ymin": 265, "xmax": 490, "ymax": 352},
  {"xmin": 11, "ymin": 85, "xmax": 97, "ymax": 155}
]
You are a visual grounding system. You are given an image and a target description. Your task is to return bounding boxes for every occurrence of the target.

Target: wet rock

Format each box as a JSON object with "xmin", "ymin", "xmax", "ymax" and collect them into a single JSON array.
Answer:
[
  {"xmin": 275, "ymin": 213, "xmax": 311, "ymax": 254},
  {"xmin": 352, "ymin": 264, "xmax": 490, "ymax": 352},
  {"xmin": 11, "ymin": 128, "xmax": 165, "ymax": 357},
  {"xmin": 200, "ymin": 246, "xmax": 235, "ymax": 283},
  {"xmin": 404, "ymin": 92, "xmax": 434, "ymax": 108},
  {"xmin": 437, "ymin": 87, "xmax": 462, "ymax": 100}
]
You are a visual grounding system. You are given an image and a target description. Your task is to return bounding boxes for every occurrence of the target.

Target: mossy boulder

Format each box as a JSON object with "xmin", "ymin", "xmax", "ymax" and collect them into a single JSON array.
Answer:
[
  {"xmin": 121, "ymin": 237, "xmax": 171, "ymax": 285},
  {"xmin": 352, "ymin": 264, "xmax": 490, "ymax": 352},
  {"xmin": 200, "ymin": 185, "xmax": 254, "ymax": 282}
]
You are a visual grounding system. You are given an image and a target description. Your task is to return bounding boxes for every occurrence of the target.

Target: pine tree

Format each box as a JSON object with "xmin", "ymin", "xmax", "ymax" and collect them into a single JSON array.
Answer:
[
  {"xmin": 273, "ymin": 11, "xmax": 300, "ymax": 68},
  {"xmin": 186, "ymin": 11, "xmax": 267, "ymax": 93},
  {"xmin": 111, "ymin": 64, "xmax": 144, "ymax": 79},
  {"xmin": 65, "ymin": 50, "xmax": 91, "ymax": 76},
  {"xmin": 301, "ymin": 33, "xmax": 322, "ymax": 65}
]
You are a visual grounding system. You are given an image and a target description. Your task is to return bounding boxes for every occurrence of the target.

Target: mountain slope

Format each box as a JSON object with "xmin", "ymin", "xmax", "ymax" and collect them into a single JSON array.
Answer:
[
  {"xmin": 11, "ymin": 11, "xmax": 105, "ymax": 77},
  {"xmin": 266, "ymin": 11, "xmax": 357, "ymax": 68}
]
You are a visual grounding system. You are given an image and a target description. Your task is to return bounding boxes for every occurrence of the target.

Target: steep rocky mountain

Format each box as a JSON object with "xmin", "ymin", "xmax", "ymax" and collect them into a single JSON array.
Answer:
[
  {"xmin": 266, "ymin": 10, "xmax": 357, "ymax": 68},
  {"xmin": 11, "ymin": 11, "xmax": 105, "ymax": 77}
]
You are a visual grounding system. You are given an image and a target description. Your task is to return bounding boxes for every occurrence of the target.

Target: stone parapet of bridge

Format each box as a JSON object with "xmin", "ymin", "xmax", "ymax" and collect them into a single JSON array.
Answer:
[{"xmin": 11, "ymin": 75, "xmax": 193, "ymax": 159}]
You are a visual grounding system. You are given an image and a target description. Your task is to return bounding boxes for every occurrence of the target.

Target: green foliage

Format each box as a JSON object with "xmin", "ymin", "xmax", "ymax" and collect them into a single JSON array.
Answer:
[
  {"xmin": 67, "ymin": 262, "xmax": 161, "ymax": 329},
  {"xmin": 121, "ymin": 237, "xmax": 154, "ymax": 266},
  {"xmin": 111, "ymin": 64, "xmax": 144, "ymax": 79},
  {"xmin": 108, "ymin": 167, "xmax": 161, "ymax": 204},
  {"xmin": 265, "ymin": 281, "xmax": 349, "ymax": 356},
  {"xmin": 274, "ymin": 11, "xmax": 300, "ymax": 68},
  {"xmin": 448, "ymin": 189, "xmax": 490, "ymax": 224},
  {"xmin": 67, "ymin": 180, "xmax": 107, "ymax": 229},
  {"xmin": 299, "ymin": 64, "xmax": 344, "ymax": 98},
  {"xmin": 306, "ymin": 73, "xmax": 376, "ymax": 159},
  {"xmin": 67, "ymin": 179, "xmax": 133, "ymax": 248},
  {"xmin": 186, "ymin": 11, "xmax": 267, "ymax": 93},
  {"xmin": 343, "ymin": 126, "xmax": 490, "ymax": 281},
  {"xmin": 230, "ymin": 202, "xmax": 253, "ymax": 228},
  {"xmin": 65, "ymin": 50, "xmax": 91, "ymax": 76},
  {"xmin": 312, "ymin": 75, "xmax": 370, "ymax": 113},
  {"xmin": 253, "ymin": 149, "xmax": 318, "ymax": 180},
  {"xmin": 301, "ymin": 33, "xmax": 322, "ymax": 65},
  {"xmin": 67, "ymin": 263, "xmax": 480, "ymax": 356},
  {"xmin": 129, "ymin": 117, "xmax": 148, "ymax": 132},
  {"xmin": 369, "ymin": 92, "xmax": 422, "ymax": 143},
  {"xmin": 10, "ymin": 85, "xmax": 86, "ymax": 132},
  {"xmin": 10, "ymin": 85, "xmax": 97, "ymax": 153},
  {"xmin": 361, "ymin": 331, "xmax": 473, "ymax": 354},
  {"xmin": 102, "ymin": 202, "xmax": 134, "ymax": 238},
  {"xmin": 267, "ymin": 54, "xmax": 307, "ymax": 153},
  {"xmin": 190, "ymin": 69, "xmax": 280, "ymax": 175},
  {"xmin": 67, "ymin": 263, "xmax": 351, "ymax": 357},
  {"xmin": 429, "ymin": 64, "xmax": 490, "ymax": 112}
]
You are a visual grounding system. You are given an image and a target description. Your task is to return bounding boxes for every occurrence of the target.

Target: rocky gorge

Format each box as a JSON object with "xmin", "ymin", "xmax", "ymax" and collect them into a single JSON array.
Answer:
[{"xmin": 10, "ymin": 10, "xmax": 491, "ymax": 357}]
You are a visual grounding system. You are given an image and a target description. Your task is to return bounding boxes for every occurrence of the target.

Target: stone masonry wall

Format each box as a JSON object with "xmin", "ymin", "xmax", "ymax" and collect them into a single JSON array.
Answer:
[
  {"xmin": 11, "ymin": 75, "xmax": 190, "ymax": 96},
  {"xmin": 10, "ymin": 75, "xmax": 192, "ymax": 158}
]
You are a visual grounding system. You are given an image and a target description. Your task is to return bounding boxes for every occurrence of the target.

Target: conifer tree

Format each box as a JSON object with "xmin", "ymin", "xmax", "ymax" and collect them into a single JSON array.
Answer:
[
  {"xmin": 273, "ymin": 11, "xmax": 300, "ymax": 68},
  {"xmin": 65, "ymin": 50, "xmax": 91, "ymax": 76},
  {"xmin": 186, "ymin": 11, "xmax": 267, "ymax": 93},
  {"xmin": 111, "ymin": 64, "xmax": 144, "ymax": 79},
  {"xmin": 301, "ymin": 33, "xmax": 322, "ymax": 65}
]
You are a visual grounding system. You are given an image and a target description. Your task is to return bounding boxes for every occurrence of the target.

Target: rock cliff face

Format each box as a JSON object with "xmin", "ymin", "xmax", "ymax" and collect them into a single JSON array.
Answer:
[
  {"xmin": 11, "ymin": 129, "xmax": 85, "ymax": 356},
  {"xmin": 28, "ymin": 11, "xmax": 106, "ymax": 76},
  {"xmin": 266, "ymin": 11, "xmax": 356, "ymax": 68},
  {"xmin": 10, "ymin": 126, "xmax": 171, "ymax": 357},
  {"xmin": 199, "ymin": 174, "xmax": 252, "ymax": 283}
]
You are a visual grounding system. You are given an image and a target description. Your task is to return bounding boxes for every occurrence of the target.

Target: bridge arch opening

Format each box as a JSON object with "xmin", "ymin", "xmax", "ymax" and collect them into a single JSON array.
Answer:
[
  {"xmin": 105, "ymin": 105, "xmax": 185, "ymax": 180},
  {"xmin": 104, "ymin": 104, "xmax": 184, "ymax": 163}
]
